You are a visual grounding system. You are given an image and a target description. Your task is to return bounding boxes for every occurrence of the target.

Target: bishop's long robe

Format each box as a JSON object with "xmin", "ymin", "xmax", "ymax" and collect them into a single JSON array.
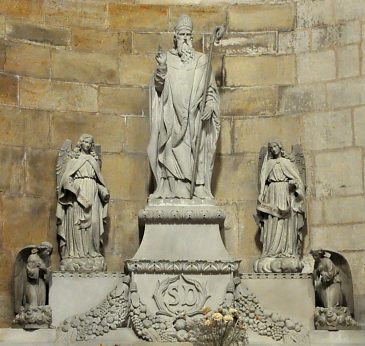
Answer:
[{"xmin": 147, "ymin": 50, "xmax": 220, "ymax": 199}]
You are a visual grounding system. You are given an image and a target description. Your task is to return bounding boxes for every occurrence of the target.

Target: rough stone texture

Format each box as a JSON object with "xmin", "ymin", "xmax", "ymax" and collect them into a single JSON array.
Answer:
[
  {"xmin": 108, "ymin": 199, "xmax": 145, "ymax": 266},
  {"xmin": 72, "ymin": 28, "xmax": 122, "ymax": 53},
  {"xmin": 353, "ymin": 106, "xmax": 365, "ymax": 147},
  {"xmin": 225, "ymin": 55, "xmax": 296, "ymax": 87},
  {"xmin": 169, "ymin": 6, "xmax": 225, "ymax": 33},
  {"xmin": 0, "ymin": 106, "xmax": 24, "ymax": 147},
  {"xmin": 23, "ymin": 109, "xmax": 51, "ymax": 149},
  {"xmin": 5, "ymin": 42, "xmax": 50, "ymax": 79},
  {"xmin": 0, "ymin": 16, "xmax": 5, "ymax": 38},
  {"xmin": 45, "ymin": 0, "xmax": 107, "ymax": 28},
  {"xmin": 0, "ymin": 250, "xmax": 12, "ymax": 292},
  {"xmin": 51, "ymin": 50, "xmax": 119, "ymax": 84},
  {"xmin": 238, "ymin": 201, "xmax": 260, "ymax": 259},
  {"xmin": 337, "ymin": 44, "xmax": 360, "ymax": 78},
  {"xmin": 0, "ymin": 296, "xmax": 13, "ymax": 328},
  {"xmin": 221, "ymin": 87, "xmax": 277, "ymax": 116},
  {"xmin": 278, "ymin": 29, "xmax": 310, "ymax": 54},
  {"xmin": 297, "ymin": 0, "xmax": 334, "ymax": 28},
  {"xmin": 234, "ymin": 115, "xmax": 302, "ymax": 153},
  {"xmin": 108, "ymin": 4, "xmax": 168, "ymax": 31},
  {"xmin": 119, "ymin": 54, "xmax": 155, "ymax": 86},
  {"xmin": 0, "ymin": 73, "xmax": 18, "ymax": 106},
  {"xmin": 311, "ymin": 21, "xmax": 361, "ymax": 51},
  {"xmin": 279, "ymin": 84, "xmax": 326, "ymax": 114},
  {"xmin": 297, "ymin": 50, "xmax": 336, "ymax": 83},
  {"xmin": 125, "ymin": 116, "xmax": 149, "ymax": 153},
  {"xmin": 50, "ymin": 112, "xmax": 125, "ymax": 153},
  {"xmin": 1, "ymin": 195, "xmax": 50, "ymax": 248},
  {"xmin": 327, "ymin": 77, "xmax": 365, "ymax": 109},
  {"xmin": 228, "ymin": 4, "xmax": 295, "ymax": 32},
  {"xmin": 308, "ymin": 199, "xmax": 325, "ymax": 226},
  {"xmin": 25, "ymin": 149, "xmax": 57, "ymax": 197},
  {"xmin": 102, "ymin": 154, "xmax": 148, "ymax": 201},
  {"xmin": 323, "ymin": 196, "xmax": 365, "ymax": 225},
  {"xmin": 313, "ymin": 148, "xmax": 363, "ymax": 198},
  {"xmin": 98, "ymin": 87, "xmax": 148, "ymax": 115},
  {"xmin": 213, "ymin": 155, "xmax": 258, "ymax": 202},
  {"xmin": 6, "ymin": 21, "xmax": 70, "ymax": 46},
  {"xmin": 303, "ymin": 110, "xmax": 353, "ymax": 151},
  {"xmin": 216, "ymin": 117, "xmax": 231, "ymax": 155},
  {"xmin": 334, "ymin": 0, "xmax": 365, "ymax": 22},
  {"xmin": 0, "ymin": 146, "xmax": 24, "ymax": 194},
  {"xmin": 312, "ymin": 224, "xmax": 365, "ymax": 252},
  {"xmin": 20, "ymin": 78, "xmax": 98, "ymax": 112},
  {"xmin": 0, "ymin": 43, "xmax": 5, "ymax": 69},
  {"xmin": 0, "ymin": 0, "xmax": 44, "ymax": 22},
  {"xmin": 210, "ymin": 32, "xmax": 276, "ymax": 56}
]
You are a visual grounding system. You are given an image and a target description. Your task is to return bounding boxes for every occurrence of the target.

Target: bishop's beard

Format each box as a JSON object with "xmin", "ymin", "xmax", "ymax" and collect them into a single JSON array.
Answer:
[{"xmin": 177, "ymin": 40, "xmax": 194, "ymax": 64}]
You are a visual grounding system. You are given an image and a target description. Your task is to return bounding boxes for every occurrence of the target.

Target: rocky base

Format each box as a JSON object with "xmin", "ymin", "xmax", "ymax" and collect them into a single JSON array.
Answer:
[
  {"xmin": 254, "ymin": 256, "xmax": 304, "ymax": 273},
  {"xmin": 60, "ymin": 256, "xmax": 106, "ymax": 273},
  {"xmin": 314, "ymin": 307, "xmax": 358, "ymax": 330},
  {"xmin": 13, "ymin": 305, "xmax": 52, "ymax": 330}
]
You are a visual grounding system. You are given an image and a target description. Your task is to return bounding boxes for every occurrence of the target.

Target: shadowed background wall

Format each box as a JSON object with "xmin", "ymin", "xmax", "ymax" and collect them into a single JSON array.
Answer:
[{"xmin": 0, "ymin": 0, "xmax": 365, "ymax": 327}]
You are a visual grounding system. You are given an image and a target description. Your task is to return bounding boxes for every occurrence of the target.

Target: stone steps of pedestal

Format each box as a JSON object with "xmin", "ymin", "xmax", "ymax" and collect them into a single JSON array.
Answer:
[{"xmin": 0, "ymin": 328, "xmax": 364, "ymax": 345}]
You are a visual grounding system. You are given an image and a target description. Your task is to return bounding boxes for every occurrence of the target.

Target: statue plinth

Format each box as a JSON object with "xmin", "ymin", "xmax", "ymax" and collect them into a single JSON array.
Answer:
[{"xmin": 123, "ymin": 200, "xmax": 240, "ymax": 342}]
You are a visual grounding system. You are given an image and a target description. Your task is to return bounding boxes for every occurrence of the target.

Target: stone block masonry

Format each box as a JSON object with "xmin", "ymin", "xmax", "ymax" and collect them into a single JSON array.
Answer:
[{"xmin": 0, "ymin": 0, "xmax": 365, "ymax": 327}]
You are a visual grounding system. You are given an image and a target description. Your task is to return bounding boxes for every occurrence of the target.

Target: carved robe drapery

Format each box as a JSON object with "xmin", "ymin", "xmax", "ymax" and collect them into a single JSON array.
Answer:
[
  {"xmin": 148, "ymin": 50, "xmax": 220, "ymax": 199},
  {"xmin": 257, "ymin": 156, "xmax": 305, "ymax": 258},
  {"xmin": 56, "ymin": 154, "xmax": 108, "ymax": 259}
]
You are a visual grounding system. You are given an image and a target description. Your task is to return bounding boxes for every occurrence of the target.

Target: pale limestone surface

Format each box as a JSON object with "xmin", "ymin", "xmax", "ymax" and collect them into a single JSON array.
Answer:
[
  {"xmin": 49, "ymin": 273, "xmax": 124, "ymax": 326},
  {"xmin": 297, "ymin": 51, "xmax": 336, "ymax": 83},
  {"xmin": 242, "ymin": 274, "xmax": 315, "ymax": 330},
  {"xmin": 56, "ymin": 135, "xmax": 109, "ymax": 273},
  {"xmin": 1, "ymin": 0, "xmax": 365, "ymax": 331},
  {"xmin": 1, "ymin": 328, "xmax": 365, "ymax": 345}
]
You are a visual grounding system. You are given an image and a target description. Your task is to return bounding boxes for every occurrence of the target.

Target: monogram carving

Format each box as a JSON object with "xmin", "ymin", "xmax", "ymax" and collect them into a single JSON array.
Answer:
[{"xmin": 153, "ymin": 275, "xmax": 209, "ymax": 317}]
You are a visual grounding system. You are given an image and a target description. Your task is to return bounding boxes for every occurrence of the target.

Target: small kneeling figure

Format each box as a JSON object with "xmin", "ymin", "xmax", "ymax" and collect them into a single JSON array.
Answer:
[{"xmin": 14, "ymin": 242, "xmax": 53, "ymax": 329}]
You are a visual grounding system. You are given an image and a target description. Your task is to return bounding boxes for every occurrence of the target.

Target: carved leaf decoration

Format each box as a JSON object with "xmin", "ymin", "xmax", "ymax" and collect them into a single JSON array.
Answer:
[
  {"xmin": 290, "ymin": 144, "xmax": 306, "ymax": 189},
  {"xmin": 14, "ymin": 245, "xmax": 37, "ymax": 314},
  {"xmin": 258, "ymin": 145, "xmax": 268, "ymax": 192},
  {"xmin": 180, "ymin": 275, "xmax": 210, "ymax": 317},
  {"xmin": 56, "ymin": 139, "xmax": 72, "ymax": 197},
  {"xmin": 153, "ymin": 275, "xmax": 180, "ymax": 317}
]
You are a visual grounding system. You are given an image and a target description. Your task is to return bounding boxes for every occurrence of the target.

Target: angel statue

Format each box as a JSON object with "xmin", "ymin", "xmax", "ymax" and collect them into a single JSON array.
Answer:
[
  {"xmin": 253, "ymin": 141, "xmax": 306, "ymax": 273},
  {"xmin": 56, "ymin": 134, "xmax": 109, "ymax": 273},
  {"xmin": 13, "ymin": 242, "xmax": 53, "ymax": 329}
]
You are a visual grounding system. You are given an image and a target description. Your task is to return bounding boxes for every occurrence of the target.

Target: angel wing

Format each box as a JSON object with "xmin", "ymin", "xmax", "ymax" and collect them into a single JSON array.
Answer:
[
  {"xmin": 14, "ymin": 245, "xmax": 36, "ymax": 314},
  {"xmin": 94, "ymin": 143, "xmax": 102, "ymax": 169},
  {"xmin": 56, "ymin": 139, "xmax": 72, "ymax": 196},
  {"xmin": 290, "ymin": 144, "xmax": 306, "ymax": 188},
  {"xmin": 257, "ymin": 145, "xmax": 268, "ymax": 193}
]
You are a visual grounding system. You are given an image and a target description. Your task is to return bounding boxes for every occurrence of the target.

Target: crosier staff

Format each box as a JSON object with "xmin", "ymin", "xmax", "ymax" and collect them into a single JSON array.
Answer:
[{"xmin": 190, "ymin": 25, "xmax": 225, "ymax": 199}]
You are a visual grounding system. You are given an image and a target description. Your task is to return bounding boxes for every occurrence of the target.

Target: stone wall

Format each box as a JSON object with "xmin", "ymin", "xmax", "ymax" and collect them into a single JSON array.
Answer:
[{"xmin": 0, "ymin": 0, "xmax": 364, "ymax": 327}]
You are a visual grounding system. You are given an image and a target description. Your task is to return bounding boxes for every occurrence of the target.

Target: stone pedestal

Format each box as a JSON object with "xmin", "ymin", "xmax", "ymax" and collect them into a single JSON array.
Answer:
[
  {"xmin": 49, "ymin": 272, "xmax": 124, "ymax": 327},
  {"xmin": 241, "ymin": 273, "xmax": 315, "ymax": 330},
  {"xmin": 52, "ymin": 200, "xmax": 315, "ymax": 344},
  {"xmin": 124, "ymin": 201, "xmax": 240, "ymax": 342}
]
